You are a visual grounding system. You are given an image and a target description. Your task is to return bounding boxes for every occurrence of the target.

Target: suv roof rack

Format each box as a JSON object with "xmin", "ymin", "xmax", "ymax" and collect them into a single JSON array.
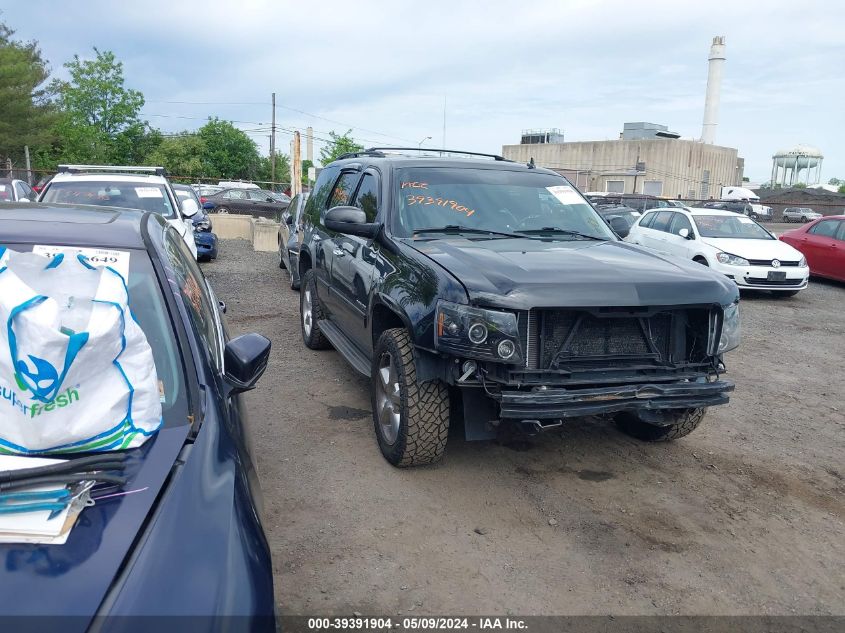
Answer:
[
  {"xmin": 57, "ymin": 164, "xmax": 168, "ymax": 177},
  {"xmin": 335, "ymin": 148, "xmax": 511, "ymax": 162}
]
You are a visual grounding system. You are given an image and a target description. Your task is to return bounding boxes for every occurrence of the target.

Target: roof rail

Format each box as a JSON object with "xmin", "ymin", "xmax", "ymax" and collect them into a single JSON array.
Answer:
[
  {"xmin": 361, "ymin": 147, "xmax": 511, "ymax": 161},
  {"xmin": 57, "ymin": 164, "xmax": 168, "ymax": 176}
]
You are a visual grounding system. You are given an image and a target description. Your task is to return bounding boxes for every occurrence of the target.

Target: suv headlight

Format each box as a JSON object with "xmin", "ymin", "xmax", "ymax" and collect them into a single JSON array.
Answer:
[
  {"xmin": 435, "ymin": 300, "xmax": 523, "ymax": 364},
  {"xmin": 718, "ymin": 302, "xmax": 741, "ymax": 354},
  {"xmin": 716, "ymin": 252, "xmax": 749, "ymax": 266}
]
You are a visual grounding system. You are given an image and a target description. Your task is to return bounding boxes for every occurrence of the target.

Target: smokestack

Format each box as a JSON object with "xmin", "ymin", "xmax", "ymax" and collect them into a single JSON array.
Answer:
[{"xmin": 701, "ymin": 36, "xmax": 726, "ymax": 144}]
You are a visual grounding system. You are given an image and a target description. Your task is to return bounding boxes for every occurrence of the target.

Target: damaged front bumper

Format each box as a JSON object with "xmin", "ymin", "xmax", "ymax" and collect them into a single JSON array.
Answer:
[{"xmin": 495, "ymin": 379, "xmax": 734, "ymax": 419}]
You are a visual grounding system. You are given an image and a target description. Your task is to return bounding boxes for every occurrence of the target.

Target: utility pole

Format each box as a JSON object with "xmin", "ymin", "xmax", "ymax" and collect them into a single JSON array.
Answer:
[
  {"xmin": 306, "ymin": 126, "xmax": 313, "ymax": 163},
  {"xmin": 24, "ymin": 146, "xmax": 32, "ymax": 185},
  {"xmin": 292, "ymin": 131, "xmax": 302, "ymax": 197},
  {"xmin": 631, "ymin": 149, "xmax": 641, "ymax": 194},
  {"xmin": 270, "ymin": 92, "xmax": 276, "ymax": 187}
]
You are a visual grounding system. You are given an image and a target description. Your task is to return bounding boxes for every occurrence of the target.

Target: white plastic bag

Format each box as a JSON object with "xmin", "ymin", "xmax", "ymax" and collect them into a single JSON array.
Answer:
[{"xmin": 0, "ymin": 246, "xmax": 162, "ymax": 454}]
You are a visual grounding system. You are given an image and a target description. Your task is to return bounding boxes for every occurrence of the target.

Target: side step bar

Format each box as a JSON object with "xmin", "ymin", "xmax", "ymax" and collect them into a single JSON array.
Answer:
[{"xmin": 316, "ymin": 319, "xmax": 370, "ymax": 376}]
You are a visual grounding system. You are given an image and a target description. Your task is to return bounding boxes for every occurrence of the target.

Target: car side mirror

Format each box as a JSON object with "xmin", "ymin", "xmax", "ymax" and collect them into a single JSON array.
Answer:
[
  {"xmin": 678, "ymin": 228, "xmax": 690, "ymax": 239},
  {"xmin": 285, "ymin": 214, "xmax": 294, "ymax": 225},
  {"xmin": 224, "ymin": 333, "xmax": 271, "ymax": 394},
  {"xmin": 325, "ymin": 205, "xmax": 381, "ymax": 239},
  {"xmin": 608, "ymin": 216, "xmax": 630, "ymax": 238},
  {"xmin": 180, "ymin": 198, "xmax": 200, "ymax": 217}
]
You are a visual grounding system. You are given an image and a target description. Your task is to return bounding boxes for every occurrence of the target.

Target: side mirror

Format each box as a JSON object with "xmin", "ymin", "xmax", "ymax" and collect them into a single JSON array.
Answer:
[
  {"xmin": 224, "ymin": 333, "xmax": 271, "ymax": 394},
  {"xmin": 678, "ymin": 228, "xmax": 690, "ymax": 239},
  {"xmin": 202, "ymin": 201, "xmax": 215, "ymax": 210},
  {"xmin": 285, "ymin": 214, "xmax": 294, "ymax": 225},
  {"xmin": 325, "ymin": 205, "xmax": 380, "ymax": 239},
  {"xmin": 608, "ymin": 216, "xmax": 630, "ymax": 238},
  {"xmin": 181, "ymin": 198, "xmax": 200, "ymax": 217}
]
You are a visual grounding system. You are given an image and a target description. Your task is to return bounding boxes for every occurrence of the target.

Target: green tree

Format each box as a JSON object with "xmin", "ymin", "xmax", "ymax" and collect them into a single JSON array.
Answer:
[
  {"xmin": 792, "ymin": 182, "xmax": 807, "ymax": 189},
  {"xmin": 256, "ymin": 151, "xmax": 291, "ymax": 186},
  {"xmin": 319, "ymin": 129, "xmax": 363, "ymax": 166},
  {"xmin": 839, "ymin": 184, "xmax": 845, "ymax": 194},
  {"xmin": 197, "ymin": 118, "xmax": 260, "ymax": 179},
  {"xmin": 146, "ymin": 133, "xmax": 205, "ymax": 178},
  {"xmin": 0, "ymin": 20, "xmax": 58, "ymax": 167},
  {"xmin": 301, "ymin": 158, "xmax": 314, "ymax": 185},
  {"xmin": 828, "ymin": 177, "xmax": 841, "ymax": 186},
  {"xmin": 52, "ymin": 48, "xmax": 155, "ymax": 165}
]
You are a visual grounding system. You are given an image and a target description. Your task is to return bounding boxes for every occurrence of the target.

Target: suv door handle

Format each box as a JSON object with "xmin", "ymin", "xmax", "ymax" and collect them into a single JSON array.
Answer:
[{"xmin": 333, "ymin": 248, "xmax": 346, "ymax": 257}]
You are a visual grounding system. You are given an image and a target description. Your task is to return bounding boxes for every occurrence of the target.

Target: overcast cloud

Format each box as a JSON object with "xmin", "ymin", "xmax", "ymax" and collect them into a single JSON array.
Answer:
[{"xmin": 3, "ymin": 0, "xmax": 843, "ymax": 181}]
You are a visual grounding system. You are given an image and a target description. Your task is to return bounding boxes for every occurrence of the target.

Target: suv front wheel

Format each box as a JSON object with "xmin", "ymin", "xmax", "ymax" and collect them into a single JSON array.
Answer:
[
  {"xmin": 372, "ymin": 328, "xmax": 450, "ymax": 467},
  {"xmin": 615, "ymin": 407, "xmax": 706, "ymax": 442}
]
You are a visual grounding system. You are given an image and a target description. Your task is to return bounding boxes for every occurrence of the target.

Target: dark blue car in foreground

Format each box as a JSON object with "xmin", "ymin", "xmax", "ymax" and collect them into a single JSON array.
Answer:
[{"xmin": 0, "ymin": 203, "xmax": 275, "ymax": 632}]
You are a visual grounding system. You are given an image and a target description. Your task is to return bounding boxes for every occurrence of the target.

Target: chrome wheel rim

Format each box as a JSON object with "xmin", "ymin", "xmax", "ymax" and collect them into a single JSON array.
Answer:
[
  {"xmin": 375, "ymin": 352, "xmax": 401, "ymax": 445},
  {"xmin": 302, "ymin": 289, "xmax": 313, "ymax": 337}
]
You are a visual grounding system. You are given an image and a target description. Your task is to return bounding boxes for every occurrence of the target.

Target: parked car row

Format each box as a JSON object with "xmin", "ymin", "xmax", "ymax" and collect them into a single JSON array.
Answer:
[{"xmin": 201, "ymin": 187, "xmax": 291, "ymax": 219}]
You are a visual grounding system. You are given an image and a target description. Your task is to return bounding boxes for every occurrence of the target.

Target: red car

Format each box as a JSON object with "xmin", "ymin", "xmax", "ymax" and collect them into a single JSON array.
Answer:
[{"xmin": 779, "ymin": 215, "xmax": 845, "ymax": 282}]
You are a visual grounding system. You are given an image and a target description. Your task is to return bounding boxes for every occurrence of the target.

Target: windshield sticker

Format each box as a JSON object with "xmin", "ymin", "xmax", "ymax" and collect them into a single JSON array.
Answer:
[
  {"xmin": 546, "ymin": 185, "xmax": 583, "ymax": 205},
  {"xmin": 737, "ymin": 217, "xmax": 754, "ymax": 224},
  {"xmin": 0, "ymin": 185, "xmax": 6, "ymax": 191},
  {"xmin": 401, "ymin": 182, "xmax": 428, "ymax": 189},
  {"xmin": 32, "ymin": 245, "xmax": 131, "ymax": 279},
  {"xmin": 135, "ymin": 186, "xmax": 163, "ymax": 198},
  {"xmin": 406, "ymin": 194, "xmax": 475, "ymax": 217}
]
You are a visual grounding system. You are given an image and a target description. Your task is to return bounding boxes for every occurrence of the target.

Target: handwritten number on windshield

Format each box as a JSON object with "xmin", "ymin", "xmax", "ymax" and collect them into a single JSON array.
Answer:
[{"xmin": 406, "ymin": 194, "xmax": 475, "ymax": 217}]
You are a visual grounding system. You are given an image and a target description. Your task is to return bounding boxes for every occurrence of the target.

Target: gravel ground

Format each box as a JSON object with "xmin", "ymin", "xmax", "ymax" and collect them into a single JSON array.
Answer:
[{"xmin": 204, "ymin": 238, "xmax": 844, "ymax": 617}]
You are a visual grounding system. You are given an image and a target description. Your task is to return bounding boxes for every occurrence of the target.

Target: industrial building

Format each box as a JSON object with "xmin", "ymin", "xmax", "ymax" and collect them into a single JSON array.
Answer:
[{"xmin": 502, "ymin": 36, "xmax": 745, "ymax": 200}]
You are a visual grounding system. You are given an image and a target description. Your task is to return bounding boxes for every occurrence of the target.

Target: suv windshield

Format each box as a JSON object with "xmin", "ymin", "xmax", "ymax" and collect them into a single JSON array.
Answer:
[
  {"xmin": 392, "ymin": 167, "xmax": 614, "ymax": 240},
  {"xmin": 42, "ymin": 181, "xmax": 177, "ymax": 218},
  {"xmin": 693, "ymin": 215, "xmax": 774, "ymax": 240}
]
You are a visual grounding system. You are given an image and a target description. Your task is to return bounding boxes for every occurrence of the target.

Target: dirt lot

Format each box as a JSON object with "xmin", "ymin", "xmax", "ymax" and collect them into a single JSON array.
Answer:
[{"xmin": 203, "ymin": 238, "xmax": 844, "ymax": 617}]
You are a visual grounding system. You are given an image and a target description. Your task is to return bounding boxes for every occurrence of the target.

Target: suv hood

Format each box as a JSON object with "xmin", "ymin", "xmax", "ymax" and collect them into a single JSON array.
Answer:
[
  {"xmin": 701, "ymin": 237, "xmax": 803, "ymax": 261},
  {"xmin": 406, "ymin": 237, "xmax": 737, "ymax": 309}
]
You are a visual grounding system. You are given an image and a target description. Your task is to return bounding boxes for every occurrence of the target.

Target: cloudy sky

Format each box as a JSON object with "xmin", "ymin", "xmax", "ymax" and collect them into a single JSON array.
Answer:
[{"xmin": 4, "ymin": 0, "xmax": 843, "ymax": 182}]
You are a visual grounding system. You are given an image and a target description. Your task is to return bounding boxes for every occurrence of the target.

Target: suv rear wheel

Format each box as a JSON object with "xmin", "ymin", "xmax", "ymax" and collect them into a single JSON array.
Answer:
[
  {"xmin": 372, "ymin": 328, "xmax": 450, "ymax": 466},
  {"xmin": 300, "ymin": 269, "xmax": 331, "ymax": 350},
  {"xmin": 615, "ymin": 407, "xmax": 705, "ymax": 442}
]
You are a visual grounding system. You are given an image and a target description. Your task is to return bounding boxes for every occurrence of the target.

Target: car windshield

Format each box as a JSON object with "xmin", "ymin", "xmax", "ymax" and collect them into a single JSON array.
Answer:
[
  {"xmin": 392, "ymin": 167, "xmax": 614, "ymax": 240},
  {"xmin": 693, "ymin": 214, "xmax": 774, "ymax": 240},
  {"xmin": 42, "ymin": 181, "xmax": 177, "ymax": 218},
  {"xmin": 4, "ymin": 244, "xmax": 188, "ymax": 427}
]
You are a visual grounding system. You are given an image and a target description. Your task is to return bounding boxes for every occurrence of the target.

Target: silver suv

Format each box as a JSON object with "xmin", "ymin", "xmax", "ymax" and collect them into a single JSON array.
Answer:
[{"xmin": 783, "ymin": 207, "xmax": 822, "ymax": 223}]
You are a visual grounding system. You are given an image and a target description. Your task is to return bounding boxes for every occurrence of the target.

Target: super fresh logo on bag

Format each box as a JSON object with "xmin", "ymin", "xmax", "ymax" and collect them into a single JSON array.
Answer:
[{"xmin": 2, "ymin": 378, "xmax": 82, "ymax": 418}]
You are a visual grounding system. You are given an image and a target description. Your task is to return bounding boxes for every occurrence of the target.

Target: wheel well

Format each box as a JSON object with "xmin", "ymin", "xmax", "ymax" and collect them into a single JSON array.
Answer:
[
  {"xmin": 298, "ymin": 249, "xmax": 312, "ymax": 276},
  {"xmin": 371, "ymin": 303, "xmax": 406, "ymax": 348},
  {"xmin": 693, "ymin": 255, "xmax": 708, "ymax": 265}
]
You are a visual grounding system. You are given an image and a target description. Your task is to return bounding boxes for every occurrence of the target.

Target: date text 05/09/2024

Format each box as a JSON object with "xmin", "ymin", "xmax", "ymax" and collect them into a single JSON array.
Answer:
[{"xmin": 306, "ymin": 617, "xmax": 528, "ymax": 630}]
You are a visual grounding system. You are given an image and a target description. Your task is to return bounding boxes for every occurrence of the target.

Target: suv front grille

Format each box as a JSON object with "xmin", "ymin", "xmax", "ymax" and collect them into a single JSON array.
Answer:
[{"xmin": 520, "ymin": 307, "xmax": 711, "ymax": 372}]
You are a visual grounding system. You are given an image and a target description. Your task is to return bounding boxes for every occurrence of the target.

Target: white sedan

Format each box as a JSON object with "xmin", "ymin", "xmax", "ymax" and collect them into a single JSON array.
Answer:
[{"xmin": 626, "ymin": 207, "xmax": 809, "ymax": 296}]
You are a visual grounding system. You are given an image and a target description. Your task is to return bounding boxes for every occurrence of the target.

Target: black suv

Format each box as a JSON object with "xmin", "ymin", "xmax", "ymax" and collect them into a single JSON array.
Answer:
[{"xmin": 297, "ymin": 149, "xmax": 740, "ymax": 466}]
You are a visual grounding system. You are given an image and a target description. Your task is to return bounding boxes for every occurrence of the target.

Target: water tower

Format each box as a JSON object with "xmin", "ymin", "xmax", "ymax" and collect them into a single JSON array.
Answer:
[{"xmin": 771, "ymin": 144, "xmax": 823, "ymax": 186}]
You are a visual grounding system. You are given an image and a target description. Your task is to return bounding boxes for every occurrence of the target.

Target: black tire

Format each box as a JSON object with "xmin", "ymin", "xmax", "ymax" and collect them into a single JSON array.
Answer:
[
  {"xmin": 616, "ymin": 408, "xmax": 706, "ymax": 442},
  {"xmin": 772, "ymin": 290, "xmax": 800, "ymax": 298},
  {"xmin": 693, "ymin": 256, "xmax": 709, "ymax": 266},
  {"xmin": 300, "ymin": 269, "xmax": 331, "ymax": 350},
  {"xmin": 371, "ymin": 328, "xmax": 450, "ymax": 467},
  {"xmin": 278, "ymin": 243, "xmax": 286, "ymax": 269}
]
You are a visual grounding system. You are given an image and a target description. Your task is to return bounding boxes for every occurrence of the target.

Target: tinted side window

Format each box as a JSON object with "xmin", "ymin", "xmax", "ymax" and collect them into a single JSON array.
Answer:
[
  {"xmin": 639, "ymin": 211, "xmax": 657, "ymax": 228},
  {"xmin": 651, "ymin": 211, "xmax": 673, "ymax": 232},
  {"xmin": 669, "ymin": 213, "xmax": 693, "ymax": 235},
  {"xmin": 810, "ymin": 220, "xmax": 839, "ymax": 238},
  {"xmin": 327, "ymin": 172, "xmax": 360, "ymax": 210},
  {"xmin": 353, "ymin": 173, "xmax": 379, "ymax": 222},
  {"xmin": 164, "ymin": 229, "xmax": 223, "ymax": 369},
  {"xmin": 304, "ymin": 165, "xmax": 340, "ymax": 226}
]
